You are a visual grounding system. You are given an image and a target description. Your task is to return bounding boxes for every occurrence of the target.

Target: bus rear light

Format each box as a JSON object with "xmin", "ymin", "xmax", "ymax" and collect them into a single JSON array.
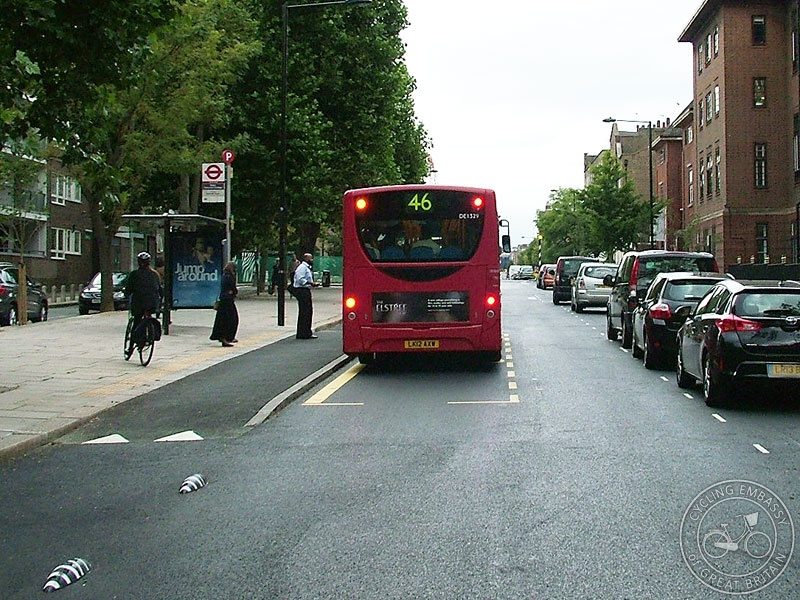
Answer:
[
  {"xmin": 472, "ymin": 197, "xmax": 484, "ymax": 209},
  {"xmin": 485, "ymin": 294, "xmax": 497, "ymax": 307},
  {"xmin": 355, "ymin": 197, "xmax": 368, "ymax": 211},
  {"xmin": 345, "ymin": 296, "xmax": 357, "ymax": 309}
]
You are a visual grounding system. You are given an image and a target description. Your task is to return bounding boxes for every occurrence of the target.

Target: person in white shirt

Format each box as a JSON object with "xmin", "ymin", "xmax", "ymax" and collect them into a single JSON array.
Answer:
[{"xmin": 292, "ymin": 253, "xmax": 319, "ymax": 339}]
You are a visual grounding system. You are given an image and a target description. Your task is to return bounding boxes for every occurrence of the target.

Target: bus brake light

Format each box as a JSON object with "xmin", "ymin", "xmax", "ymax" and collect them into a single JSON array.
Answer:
[
  {"xmin": 485, "ymin": 294, "xmax": 497, "ymax": 307},
  {"xmin": 355, "ymin": 197, "xmax": 368, "ymax": 211},
  {"xmin": 472, "ymin": 197, "xmax": 484, "ymax": 209},
  {"xmin": 345, "ymin": 296, "xmax": 357, "ymax": 309}
]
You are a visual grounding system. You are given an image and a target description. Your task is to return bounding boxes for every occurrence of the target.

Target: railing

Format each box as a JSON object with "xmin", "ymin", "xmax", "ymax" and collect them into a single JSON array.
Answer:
[{"xmin": 0, "ymin": 186, "xmax": 48, "ymax": 214}]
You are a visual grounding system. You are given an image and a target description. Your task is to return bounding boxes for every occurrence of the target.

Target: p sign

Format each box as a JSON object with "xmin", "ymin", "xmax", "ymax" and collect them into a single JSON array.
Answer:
[{"xmin": 221, "ymin": 149, "xmax": 236, "ymax": 165}]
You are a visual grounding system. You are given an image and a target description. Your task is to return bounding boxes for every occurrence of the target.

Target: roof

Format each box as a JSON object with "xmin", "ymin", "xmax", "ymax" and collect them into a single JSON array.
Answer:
[
  {"xmin": 679, "ymin": 0, "xmax": 722, "ymax": 43},
  {"xmin": 652, "ymin": 271, "xmax": 727, "ymax": 281},
  {"xmin": 724, "ymin": 279, "xmax": 800, "ymax": 290},
  {"xmin": 624, "ymin": 250, "xmax": 715, "ymax": 258}
]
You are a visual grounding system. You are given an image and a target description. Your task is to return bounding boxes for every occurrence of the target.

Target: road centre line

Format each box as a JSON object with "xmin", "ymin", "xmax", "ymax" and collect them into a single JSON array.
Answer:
[
  {"xmin": 508, "ymin": 382, "xmax": 517, "ymax": 390},
  {"xmin": 303, "ymin": 363, "xmax": 365, "ymax": 406},
  {"xmin": 753, "ymin": 444, "xmax": 770, "ymax": 454},
  {"xmin": 712, "ymin": 413, "xmax": 727, "ymax": 423},
  {"xmin": 507, "ymin": 370, "xmax": 515, "ymax": 378},
  {"xmin": 683, "ymin": 393, "xmax": 693, "ymax": 399},
  {"xmin": 449, "ymin": 394, "xmax": 519, "ymax": 405},
  {"xmin": 506, "ymin": 362, "xmax": 514, "ymax": 368},
  {"xmin": 660, "ymin": 376, "xmax": 669, "ymax": 382}
]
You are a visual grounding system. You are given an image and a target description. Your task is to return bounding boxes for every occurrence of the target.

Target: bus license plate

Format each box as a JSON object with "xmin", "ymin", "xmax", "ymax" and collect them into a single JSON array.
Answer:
[
  {"xmin": 767, "ymin": 363, "xmax": 800, "ymax": 377},
  {"xmin": 404, "ymin": 340, "xmax": 440, "ymax": 350}
]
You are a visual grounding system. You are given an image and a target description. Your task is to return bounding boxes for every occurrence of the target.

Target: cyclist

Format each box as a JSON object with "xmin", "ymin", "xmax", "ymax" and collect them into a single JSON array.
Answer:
[{"xmin": 125, "ymin": 252, "xmax": 163, "ymax": 355}]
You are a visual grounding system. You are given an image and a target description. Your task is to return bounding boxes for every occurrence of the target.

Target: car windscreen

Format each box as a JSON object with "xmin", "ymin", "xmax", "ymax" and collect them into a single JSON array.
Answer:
[
  {"xmin": 90, "ymin": 272, "xmax": 128, "ymax": 286},
  {"xmin": 734, "ymin": 292, "xmax": 800, "ymax": 317},
  {"xmin": 581, "ymin": 265, "xmax": 616, "ymax": 280},
  {"xmin": 663, "ymin": 280, "xmax": 720, "ymax": 302},
  {"xmin": 638, "ymin": 256, "xmax": 716, "ymax": 288},
  {"xmin": 563, "ymin": 259, "xmax": 589, "ymax": 276},
  {"xmin": 355, "ymin": 190, "xmax": 484, "ymax": 262}
]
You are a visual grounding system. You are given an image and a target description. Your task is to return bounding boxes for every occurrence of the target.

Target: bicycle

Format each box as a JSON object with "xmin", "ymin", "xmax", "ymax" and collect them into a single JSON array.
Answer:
[
  {"xmin": 702, "ymin": 512, "xmax": 772, "ymax": 560},
  {"xmin": 124, "ymin": 311, "xmax": 159, "ymax": 366}
]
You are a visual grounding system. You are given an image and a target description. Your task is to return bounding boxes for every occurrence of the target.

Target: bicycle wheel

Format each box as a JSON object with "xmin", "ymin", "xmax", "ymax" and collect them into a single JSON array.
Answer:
[
  {"xmin": 744, "ymin": 531, "xmax": 772, "ymax": 559},
  {"xmin": 138, "ymin": 319, "xmax": 155, "ymax": 366},
  {"xmin": 124, "ymin": 318, "xmax": 134, "ymax": 361},
  {"xmin": 702, "ymin": 531, "xmax": 730, "ymax": 559}
]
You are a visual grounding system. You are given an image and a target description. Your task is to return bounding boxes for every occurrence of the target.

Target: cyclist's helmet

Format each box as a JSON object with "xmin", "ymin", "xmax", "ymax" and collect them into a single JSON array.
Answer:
[{"xmin": 137, "ymin": 251, "xmax": 152, "ymax": 263}]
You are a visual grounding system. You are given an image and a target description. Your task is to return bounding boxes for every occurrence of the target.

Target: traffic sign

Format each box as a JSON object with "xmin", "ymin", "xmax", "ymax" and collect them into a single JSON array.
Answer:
[
  {"xmin": 221, "ymin": 149, "xmax": 236, "ymax": 165},
  {"xmin": 202, "ymin": 162, "xmax": 225, "ymax": 183}
]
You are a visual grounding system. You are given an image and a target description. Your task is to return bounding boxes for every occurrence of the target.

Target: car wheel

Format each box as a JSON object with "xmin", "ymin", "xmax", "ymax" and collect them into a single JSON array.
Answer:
[
  {"xmin": 552, "ymin": 292, "xmax": 560, "ymax": 305},
  {"xmin": 8, "ymin": 305, "xmax": 17, "ymax": 326},
  {"xmin": 676, "ymin": 346, "xmax": 694, "ymax": 389},
  {"xmin": 703, "ymin": 355, "xmax": 730, "ymax": 408},
  {"xmin": 620, "ymin": 315, "xmax": 633, "ymax": 349},
  {"xmin": 575, "ymin": 303, "xmax": 584, "ymax": 313},
  {"xmin": 632, "ymin": 332, "xmax": 644, "ymax": 359},
  {"xmin": 358, "ymin": 353, "xmax": 375, "ymax": 365},
  {"xmin": 33, "ymin": 302, "xmax": 48, "ymax": 322},
  {"xmin": 79, "ymin": 305, "xmax": 89, "ymax": 315},
  {"xmin": 643, "ymin": 333, "xmax": 659, "ymax": 369},
  {"xmin": 606, "ymin": 313, "xmax": 618, "ymax": 341}
]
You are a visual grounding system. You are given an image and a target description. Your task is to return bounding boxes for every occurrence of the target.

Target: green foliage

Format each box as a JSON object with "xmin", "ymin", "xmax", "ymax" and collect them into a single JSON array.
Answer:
[{"xmin": 536, "ymin": 188, "xmax": 594, "ymax": 262}]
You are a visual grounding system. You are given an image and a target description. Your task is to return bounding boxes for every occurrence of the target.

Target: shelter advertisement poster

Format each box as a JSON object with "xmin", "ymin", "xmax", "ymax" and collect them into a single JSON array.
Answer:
[{"xmin": 170, "ymin": 231, "xmax": 223, "ymax": 308}]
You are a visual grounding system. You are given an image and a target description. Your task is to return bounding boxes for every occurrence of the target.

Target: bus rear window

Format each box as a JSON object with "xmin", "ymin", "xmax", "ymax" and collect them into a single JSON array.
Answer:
[{"xmin": 354, "ymin": 190, "xmax": 485, "ymax": 262}]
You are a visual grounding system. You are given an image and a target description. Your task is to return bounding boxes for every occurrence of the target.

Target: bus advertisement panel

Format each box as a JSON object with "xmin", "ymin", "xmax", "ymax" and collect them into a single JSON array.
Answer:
[{"xmin": 342, "ymin": 185, "xmax": 505, "ymax": 364}]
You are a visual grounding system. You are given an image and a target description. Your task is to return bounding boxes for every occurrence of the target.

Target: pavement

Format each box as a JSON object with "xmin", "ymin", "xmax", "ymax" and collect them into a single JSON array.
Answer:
[{"xmin": 0, "ymin": 285, "xmax": 345, "ymax": 461}]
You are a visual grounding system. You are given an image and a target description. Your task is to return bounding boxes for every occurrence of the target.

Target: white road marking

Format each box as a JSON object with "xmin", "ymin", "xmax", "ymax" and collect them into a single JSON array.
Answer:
[
  {"xmin": 505, "ymin": 354, "xmax": 513, "ymax": 360},
  {"xmin": 620, "ymin": 348, "xmax": 629, "ymax": 353},
  {"xmin": 507, "ymin": 370, "xmax": 515, "ymax": 378},
  {"xmin": 155, "ymin": 430, "xmax": 204, "ymax": 442},
  {"xmin": 660, "ymin": 376, "xmax": 669, "ymax": 382},
  {"xmin": 683, "ymin": 393, "xmax": 694, "ymax": 399},
  {"xmin": 712, "ymin": 413, "xmax": 727, "ymax": 423},
  {"xmin": 449, "ymin": 397, "xmax": 520, "ymax": 405},
  {"xmin": 506, "ymin": 362, "xmax": 514, "ymax": 368},
  {"xmin": 82, "ymin": 434, "xmax": 129, "ymax": 445},
  {"xmin": 592, "ymin": 327, "xmax": 597, "ymax": 330},
  {"xmin": 753, "ymin": 444, "xmax": 770, "ymax": 454},
  {"xmin": 508, "ymin": 382, "xmax": 517, "ymax": 390}
]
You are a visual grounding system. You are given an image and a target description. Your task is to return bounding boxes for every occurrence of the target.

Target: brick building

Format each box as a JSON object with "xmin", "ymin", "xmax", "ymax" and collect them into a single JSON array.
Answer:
[
  {"xmin": 652, "ymin": 119, "xmax": 687, "ymax": 250},
  {"xmin": 679, "ymin": 0, "xmax": 800, "ymax": 268}
]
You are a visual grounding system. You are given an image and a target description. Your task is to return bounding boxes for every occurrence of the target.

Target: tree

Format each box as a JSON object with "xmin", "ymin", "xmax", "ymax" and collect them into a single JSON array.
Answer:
[
  {"xmin": 536, "ymin": 188, "xmax": 594, "ymax": 262},
  {"xmin": 582, "ymin": 152, "xmax": 648, "ymax": 258}
]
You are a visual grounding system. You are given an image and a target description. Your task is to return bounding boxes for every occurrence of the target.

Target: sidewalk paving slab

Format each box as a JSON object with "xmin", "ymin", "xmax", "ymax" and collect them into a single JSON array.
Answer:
[{"xmin": 0, "ymin": 286, "xmax": 344, "ymax": 461}]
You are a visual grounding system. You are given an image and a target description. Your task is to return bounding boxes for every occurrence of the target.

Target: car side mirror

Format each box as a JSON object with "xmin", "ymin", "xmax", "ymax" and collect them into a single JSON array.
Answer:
[{"xmin": 603, "ymin": 274, "xmax": 614, "ymax": 286}]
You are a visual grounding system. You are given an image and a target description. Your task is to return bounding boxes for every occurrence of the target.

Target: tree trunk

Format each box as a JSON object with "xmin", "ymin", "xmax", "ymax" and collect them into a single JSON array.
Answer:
[
  {"xmin": 297, "ymin": 222, "xmax": 320, "ymax": 256},
  {"xmin": 179, "ymin": 173, "xmax": 191, "ymax": 213},
  {"xmin": 85, "ymin": 187, "xmax": 117, "ymax": 312},
  {"xmin": 17, "ymin": 258, "xmax": 28, "ymax": 325}
]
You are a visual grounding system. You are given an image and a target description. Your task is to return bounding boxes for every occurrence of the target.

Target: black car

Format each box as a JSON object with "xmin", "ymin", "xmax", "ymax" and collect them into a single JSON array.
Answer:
[
  {"xmin": 78, "ymin": 272, "xmax": 129, "ymax": 314},
  {"xmin": 631, "ymin": 272, "xmax": 727, "ymax": 369},
  {"xmin": 605, "ymin": 250, "xmax": 718, "ymax": 348},
  {"xmin": 0, "ymin": 262, "xmax": 49, "ymax": 325},
  {"xmin": 676, "ymin": 279, "xmax": 800, "ymax": 407},
  {"xmin": 552, "ymin": 255, "xmax": 595, "ymax": 304}
]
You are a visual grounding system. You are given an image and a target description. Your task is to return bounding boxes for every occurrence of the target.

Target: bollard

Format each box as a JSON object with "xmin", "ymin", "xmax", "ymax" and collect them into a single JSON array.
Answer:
[
  {"xmin": 322, "ymin": 270, "xmax": 331, "ymax": 287},
  {"xmin": 60, "ymin": 284, "xmax": 66, "ymax": 302},
  {"xmin": 69, "ymin": 283, "xmax": 76, "ymax": 300}
]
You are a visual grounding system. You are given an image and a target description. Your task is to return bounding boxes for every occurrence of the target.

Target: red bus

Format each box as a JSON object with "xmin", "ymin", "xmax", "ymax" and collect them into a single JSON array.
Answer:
[{"xmin": 342, "ymin": 185, "xmax": 511, "ymax": 364}]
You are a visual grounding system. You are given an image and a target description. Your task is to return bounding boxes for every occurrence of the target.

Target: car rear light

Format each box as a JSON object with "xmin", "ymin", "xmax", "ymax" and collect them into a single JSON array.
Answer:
[
  {"xmin": 344, "ymin": 296, "xmax": 357, "ymax": 309},
  {"xmin": 649, "ymin": 303, "xmax": 672, "ymax": 320},
  {"xmin": 630, "ymin": 259, "xmax": 640, "ymax": 288},
  {"xmin": 0, "ymin": 284, "xmax": 8, "ymax": 296},
  {"xmin": 578, "ymin": 278, "xmax": 586, "ymax": 289},
  {"xmin": 716, "ymin": 315, "xmax": 762, "ymax": 333}
]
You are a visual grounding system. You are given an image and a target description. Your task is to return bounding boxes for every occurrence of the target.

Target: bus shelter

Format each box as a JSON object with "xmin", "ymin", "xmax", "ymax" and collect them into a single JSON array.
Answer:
[{"xmin": 121, "ymin": 213, "xmax": 226, "ymax": 335}]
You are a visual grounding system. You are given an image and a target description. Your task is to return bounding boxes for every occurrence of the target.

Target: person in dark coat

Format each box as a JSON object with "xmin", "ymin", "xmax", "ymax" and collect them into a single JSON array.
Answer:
[
  {"xmin": 210, "ymin": 261, "xmax": 239, "ymax": 347},
  {"xmin": 125, "ymin": 252, "xmax": 162, "ymax": 355}
]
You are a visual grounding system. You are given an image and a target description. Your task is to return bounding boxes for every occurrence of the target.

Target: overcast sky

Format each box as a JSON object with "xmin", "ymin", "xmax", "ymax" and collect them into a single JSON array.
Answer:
[{"xmin": 401, "ymin": 0, "xmax": 702, "ymax": 242}]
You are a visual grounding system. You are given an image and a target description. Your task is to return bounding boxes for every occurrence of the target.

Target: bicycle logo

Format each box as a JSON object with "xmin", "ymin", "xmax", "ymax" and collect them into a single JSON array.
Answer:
[{"xmin": 680, "ymin": 480, "xmax": 794, "ymax": 595}]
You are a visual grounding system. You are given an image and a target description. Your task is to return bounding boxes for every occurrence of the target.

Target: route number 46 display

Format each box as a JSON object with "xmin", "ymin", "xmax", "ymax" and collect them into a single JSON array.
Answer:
[{"xmin": 407, "ymin": 192, "xmax": 432, "ymax": 211}]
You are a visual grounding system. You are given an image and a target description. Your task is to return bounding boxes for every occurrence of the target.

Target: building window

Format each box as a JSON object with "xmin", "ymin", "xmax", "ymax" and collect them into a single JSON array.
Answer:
[
  {"xmin": 706, "ymin": 92, "xmax": 713, "ymax": 123},
  {"xmin": 51, "ymin": 227, "xmax": 82, "ymax": 259},
  {"xmin": 53, "ymin": 175, "xmax": 81, "ymax": 205},
  {"xmin": 753, "ymin": 77, "xmax": 766, "ymax": 107},
  {"xmin": 715, "ymin": 147, "xmax": 721, "ymax": 194},
  {"xmin": 714, "ymin": 85, "xmax": 720, "ymax": 117},
  {"xmin": 794, "ymin": 114, "xmax": 800, "ymax": 173},
  {"xmin": 698, "ymin": 99, "xmax": 704, "ymax": 129},
  {"xmin": 752, "ymin": 15, "xmax": 766, "ymax": 46},
  {"xmin": 706, "ymin": 33, "xmax": 713, "ymax": 63},
  {"xmin": 756, "ymin": 223, "xmax": 768, "ymax": 263},
  {"xmin": 688, "ymin": 166, "xmax": 694, "ymax": 206},
  {"xmin": 686, "ymin": 126, "xmax": 694, "ymax": 145},
  {"xmin": 698, "ymin": 44, "xmax": 704, "ymax": 74},
  {"xmin": 699, "ymin": 154, "xmax": 705, "ymax": 200},
  {"xmin": 706, "ymin": 154, "xmax": 713, "ymax": 196},
  {"xmin": 714, "ymin": 25, "xmax": 719, "ymax": 56},
  {"xmin": 658, "ymin": 148, "xmax": 665, "ymax": 165},
  {"xmin": 755, "ymin": 143, "xmax": 767, "ymax": 188}
]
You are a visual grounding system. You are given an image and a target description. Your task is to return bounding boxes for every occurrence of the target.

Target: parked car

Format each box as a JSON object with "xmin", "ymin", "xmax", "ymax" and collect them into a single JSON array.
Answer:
[
  {"xmin": 507, "ymin": 265, "xmax": 522, "ymax": 280},
  {"xmin": 78, "ymin": 272, "xmax": 130, "ymax": 314},
  {"xmin": 676, "ymin": 279, "xmax": 800, "ymax": 407},
  {"xmin": 0, "ymin": 262, "xmax": 49, "ymax": 325},
  {"xmin": 538, "ymin": 264, "xmax": 555, "ymax": 289},
  {"xmin": 631, "ymin": 272, "xmax": 727, "ymax": 368},
  {"xmin": 518, "ymin": 265, "xmax": 534, "ymax": 280},
  {"xmin": 605, "ymin": 250, "xmax": 718, "ymax": 349},
  {"xmin": 552, "ymin": 256, "xmax": 595, "ymax": 304},
  {"xmin": 570, "ymin": 262, "xmax": 618, "ymax": 313}
]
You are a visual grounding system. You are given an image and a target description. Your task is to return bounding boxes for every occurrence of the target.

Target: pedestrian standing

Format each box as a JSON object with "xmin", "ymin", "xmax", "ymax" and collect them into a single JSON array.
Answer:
[
  {"xmin": 293, "ymin": 252, "xmax": 319, "ymax": 339},
  {"xmin": 210, "ymin": 261, "xmax": 239, "ymax": 347}
]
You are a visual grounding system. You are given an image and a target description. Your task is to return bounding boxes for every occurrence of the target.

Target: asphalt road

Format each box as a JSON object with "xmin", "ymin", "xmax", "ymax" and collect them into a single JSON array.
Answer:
[{"xmin": 1, "ymin": 282, "xmax": 798, "ymax": 599}]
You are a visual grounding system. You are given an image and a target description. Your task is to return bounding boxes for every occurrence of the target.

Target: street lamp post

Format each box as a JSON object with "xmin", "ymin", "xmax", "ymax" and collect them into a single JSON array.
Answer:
[
  {"xmin": 603, "ymin": 117, "xmax": 655, "ymax": 249},
  {"xmin": 278, "ymin": 0, "xmax": 371, "ymax": 326}
]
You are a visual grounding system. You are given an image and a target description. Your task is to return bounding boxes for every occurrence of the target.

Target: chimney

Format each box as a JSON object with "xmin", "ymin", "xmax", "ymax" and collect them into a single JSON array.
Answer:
[{"xmin": 666, "ymin": 118, "xmax": 671, "ymax": 126}]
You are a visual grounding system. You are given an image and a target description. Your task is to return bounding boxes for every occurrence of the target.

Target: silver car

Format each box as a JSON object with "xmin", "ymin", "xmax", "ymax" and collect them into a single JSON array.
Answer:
[{"xmin": 571, "ymin": 262, "xmax": 618, "ymax": 312}]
